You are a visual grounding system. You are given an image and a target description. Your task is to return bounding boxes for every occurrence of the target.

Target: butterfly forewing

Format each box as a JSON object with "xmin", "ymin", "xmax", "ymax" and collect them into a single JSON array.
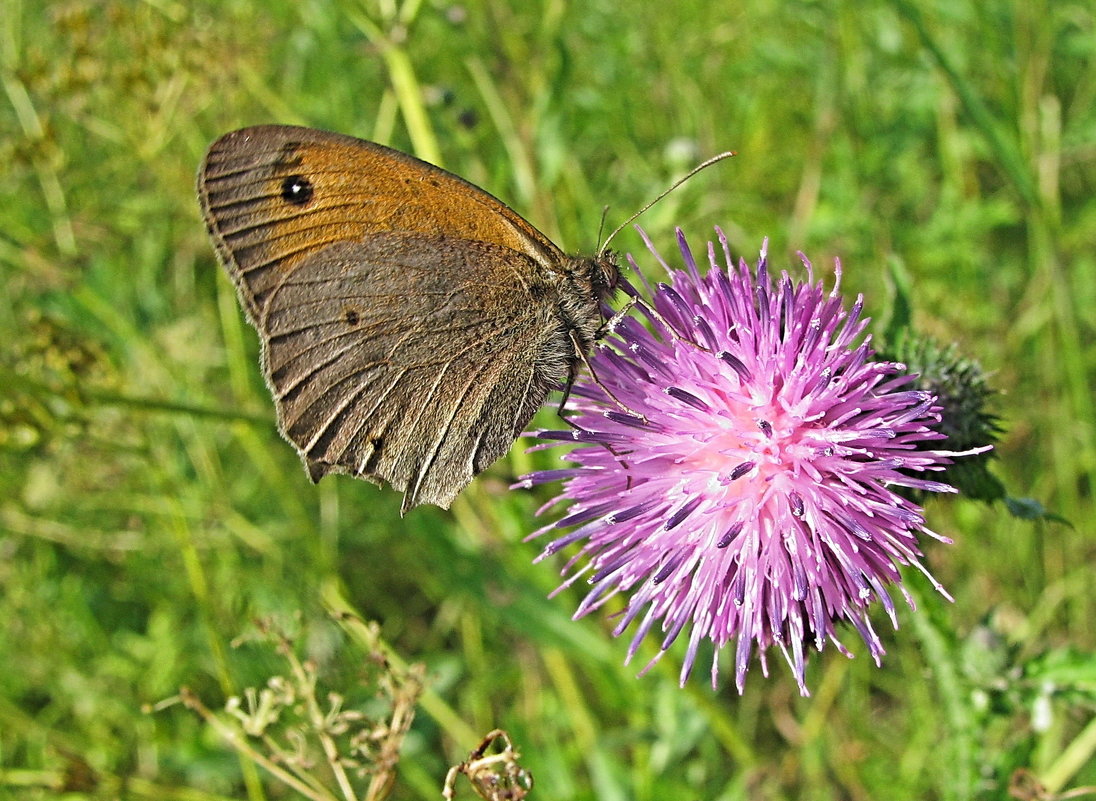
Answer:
[{"xmin": 199, "ymin": 125, "xmax": 564, "ymax": 321}]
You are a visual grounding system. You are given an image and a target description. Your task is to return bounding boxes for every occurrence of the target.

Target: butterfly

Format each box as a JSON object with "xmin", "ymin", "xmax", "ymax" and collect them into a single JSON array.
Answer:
[{"xmin": 198, "ymin": 125, "xmax": 619, "ymax": 514}]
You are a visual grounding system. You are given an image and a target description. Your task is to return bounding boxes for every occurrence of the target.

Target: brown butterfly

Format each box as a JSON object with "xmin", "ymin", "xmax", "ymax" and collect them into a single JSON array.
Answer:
[{"xmin": 198, "ymin": 126, "xmax": 619, "ymax": 514}]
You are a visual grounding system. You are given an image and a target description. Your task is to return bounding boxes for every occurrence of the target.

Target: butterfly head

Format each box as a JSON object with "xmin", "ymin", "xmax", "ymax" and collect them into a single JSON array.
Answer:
[{"xmin": 592, "ymin": 249, "xmax": 621, "ymax": 298}]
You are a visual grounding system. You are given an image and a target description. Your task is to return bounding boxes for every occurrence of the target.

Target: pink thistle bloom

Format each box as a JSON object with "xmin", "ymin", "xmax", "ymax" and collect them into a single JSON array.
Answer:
[{"xmin": 518, "ymin": 228, "xmax": 977, "ymax": 695}]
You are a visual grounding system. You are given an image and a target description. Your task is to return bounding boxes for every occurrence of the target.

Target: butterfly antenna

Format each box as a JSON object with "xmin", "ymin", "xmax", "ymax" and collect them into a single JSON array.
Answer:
[
  {"xmin": 595, "ymin": 205, "xmax": 611, "ymax": 250},
  {"xmin": 597, "ymin": 150, "xmax": 736, "ymax": 255}
]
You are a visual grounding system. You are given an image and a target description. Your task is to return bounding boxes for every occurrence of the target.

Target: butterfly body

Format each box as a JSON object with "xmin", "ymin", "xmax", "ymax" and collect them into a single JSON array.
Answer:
[{"xmin": 198, "ymin": 125, "xmax": 617, "ymax": 513}]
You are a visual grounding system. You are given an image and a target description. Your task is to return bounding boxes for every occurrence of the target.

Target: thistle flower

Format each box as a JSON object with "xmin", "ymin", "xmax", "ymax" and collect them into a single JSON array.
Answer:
[{"xmin": 519, "ymin": 228, "xmax": 980, "ymax": 695}]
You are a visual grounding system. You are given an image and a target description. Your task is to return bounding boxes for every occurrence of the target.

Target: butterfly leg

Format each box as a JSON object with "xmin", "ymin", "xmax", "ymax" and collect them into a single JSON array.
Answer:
[
  {"xmin": 598, "ymin": 290, "xmax": 712, "ymax": 354},
  {"xmin": 565, "ymin": 330, "xmax": 647, "ymax": 422},
  {"xmin": 637, "ymin": 299, "xmax": 714, "ymax": 353},
  {"xmin": 594, "ymin": 294, "xmax": 638, "ymax": 340}
]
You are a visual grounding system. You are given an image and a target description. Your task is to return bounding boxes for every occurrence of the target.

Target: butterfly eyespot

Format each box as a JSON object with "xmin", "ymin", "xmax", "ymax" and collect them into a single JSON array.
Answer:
[
  {"xmin": 344, "ymin": 308, "xmax": 361, "ymax": 326},
  {"xmin": 280, "ymin": 175, "xmax": 314, "ymax": 206}
]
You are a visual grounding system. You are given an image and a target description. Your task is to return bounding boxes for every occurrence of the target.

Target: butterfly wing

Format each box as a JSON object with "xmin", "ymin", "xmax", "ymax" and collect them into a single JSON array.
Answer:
[
  {"xmin": 199, "ymin": 125, "xmax": 566, "ymax": 319},
  {"xmin": 198, "ymin": 126, "xmax": 575, "ymax": 510}
]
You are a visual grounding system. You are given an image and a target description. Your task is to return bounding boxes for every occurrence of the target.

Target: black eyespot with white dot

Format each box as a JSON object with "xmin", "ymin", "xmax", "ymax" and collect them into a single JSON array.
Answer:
[{"xmin": 281, "ymin": 174, "xmax": 314, "ymax": 206}]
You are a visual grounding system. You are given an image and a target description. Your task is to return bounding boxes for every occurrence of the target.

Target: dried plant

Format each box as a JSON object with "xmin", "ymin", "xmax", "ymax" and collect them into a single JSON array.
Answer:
[
  {"xmin": 173, "ymin": 616, "xmax": 423, "ymax": 801},
  {"xmin": 443, "ymin": 729, "xmax": 533, "ymax": 801}
]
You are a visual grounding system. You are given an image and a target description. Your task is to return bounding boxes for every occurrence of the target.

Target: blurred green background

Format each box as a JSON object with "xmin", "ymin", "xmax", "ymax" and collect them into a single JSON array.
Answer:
[{"xmin": 2, "ymin": 0, "xmax": 1094, "ymax": 799}]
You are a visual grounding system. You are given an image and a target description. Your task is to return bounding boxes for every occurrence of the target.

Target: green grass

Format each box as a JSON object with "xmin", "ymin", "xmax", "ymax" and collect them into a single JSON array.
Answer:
[{"xmin": 2, "ymin": 0, "xmax": 1094, "ymax": 798}]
